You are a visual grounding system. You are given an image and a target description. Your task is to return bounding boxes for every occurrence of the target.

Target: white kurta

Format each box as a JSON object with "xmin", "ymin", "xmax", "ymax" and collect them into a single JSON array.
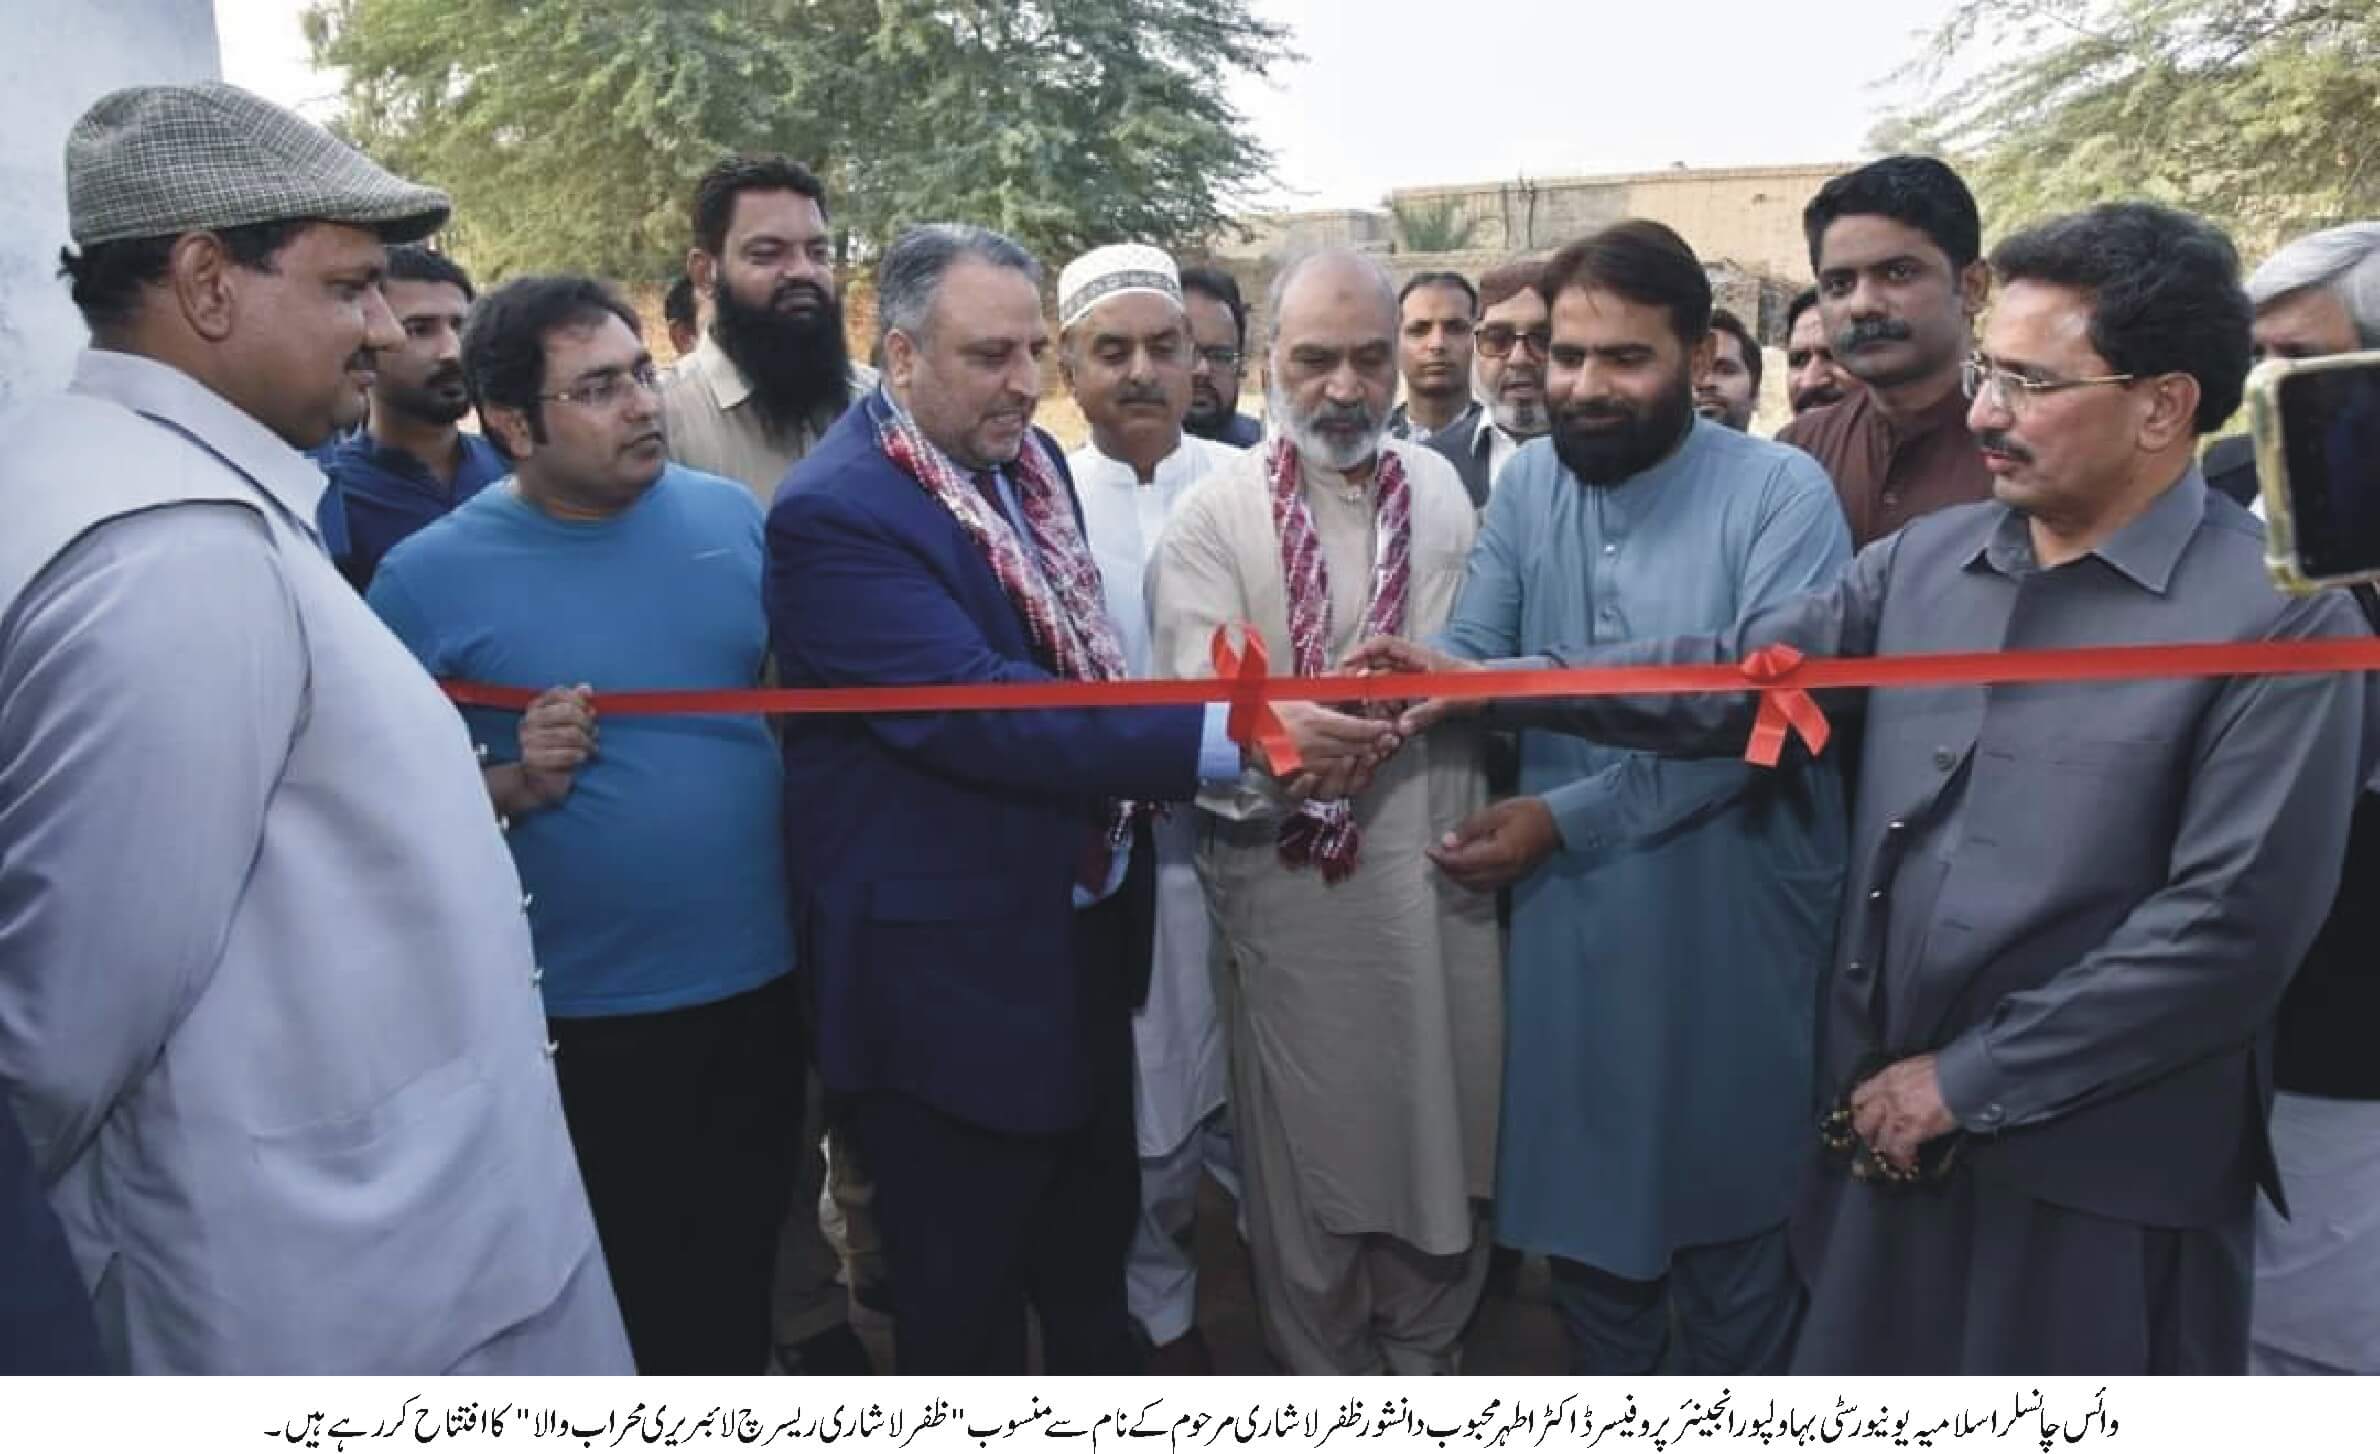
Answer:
[
  {"xmin": 1073, "ymin": 433, "xmax": 1245, "ymax": 1157},
  {"xmin": 1150, "ymin": 440, "xmax": 1501, "ymax": 1255}
]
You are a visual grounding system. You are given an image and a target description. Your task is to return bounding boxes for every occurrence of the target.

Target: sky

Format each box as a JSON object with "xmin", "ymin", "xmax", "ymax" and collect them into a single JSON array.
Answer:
[{"xmin": 215, "ymin": 0, "xmax": 1966, "ymax": 210}]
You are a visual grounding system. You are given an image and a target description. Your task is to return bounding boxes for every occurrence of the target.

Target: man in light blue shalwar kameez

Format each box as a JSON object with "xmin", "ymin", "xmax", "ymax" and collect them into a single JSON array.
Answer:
[{"xmin": 1429, "ymin": 223, "xmax": 1850, "ymax": 1374}]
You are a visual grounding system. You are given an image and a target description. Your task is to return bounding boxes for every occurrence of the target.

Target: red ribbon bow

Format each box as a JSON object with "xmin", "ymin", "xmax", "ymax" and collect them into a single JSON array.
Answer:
[
  {"xmin": 1738, "ymin": 643, "xmax": 1831, "ymax": 767},
  {"xmin": 1211, "ymin": 625, "xmax": 1298, "ymax": 775}
]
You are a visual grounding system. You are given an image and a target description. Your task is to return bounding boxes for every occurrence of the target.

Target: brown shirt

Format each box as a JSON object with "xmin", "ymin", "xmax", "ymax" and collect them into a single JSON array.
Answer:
[
  {"xmin": 1776, "ymin": 380, "xmax": 1993, "ymax": 548},
  {"xmin": 658, "ymin": 331, "xmax": 876, "ymax": 510}
]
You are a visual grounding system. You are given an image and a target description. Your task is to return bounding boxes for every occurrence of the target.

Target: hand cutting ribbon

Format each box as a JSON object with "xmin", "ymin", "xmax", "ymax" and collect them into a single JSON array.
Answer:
[
  {"xmin": 1211, "ymin": 624, "xmax": 1299, "ymax": 776},
  {"xmin": 1737, "ymin": 643, "xmax": 1831, "ymax": 767}
]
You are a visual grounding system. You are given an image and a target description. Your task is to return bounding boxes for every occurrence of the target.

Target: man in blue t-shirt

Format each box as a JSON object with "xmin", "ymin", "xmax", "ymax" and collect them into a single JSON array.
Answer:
[
  {"xmin": 316, "ymin": 245, "xmax": 509, "ymax": 589},
  {"xmin": 370, "ymin": 276, "xmax": 798, "ymax": 1375}
]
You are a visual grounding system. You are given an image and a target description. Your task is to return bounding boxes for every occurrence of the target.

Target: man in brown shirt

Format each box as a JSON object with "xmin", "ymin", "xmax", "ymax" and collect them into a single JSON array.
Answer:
[
  {"xmin": 662, "ymin": 155, "xmax": 875, "ymax": 509},
  {"xmin": 1778, "ymin": 157, "xmax": 1993, "ymax": 547}
]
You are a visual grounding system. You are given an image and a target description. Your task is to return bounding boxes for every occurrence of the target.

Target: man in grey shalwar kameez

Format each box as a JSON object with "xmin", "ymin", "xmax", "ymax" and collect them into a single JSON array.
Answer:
[
  {"xmin": 1363, "ymin": 203, "xmax": 2375, "ymax": 1374},
  {"xmin": 0, "ymin": 84, "xmax": 628, "ymax": 1374}
]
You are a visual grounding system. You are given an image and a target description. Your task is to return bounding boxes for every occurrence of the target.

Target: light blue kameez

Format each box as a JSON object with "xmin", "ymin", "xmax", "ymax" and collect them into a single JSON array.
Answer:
[{"xmin": 1439, "ymin": 418, "xmax": 1851, "ymax": 1277}]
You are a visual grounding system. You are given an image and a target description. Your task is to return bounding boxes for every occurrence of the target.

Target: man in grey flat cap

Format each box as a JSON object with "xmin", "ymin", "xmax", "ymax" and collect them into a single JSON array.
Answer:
[{"xmin": 0, "ymin": 82, "xmax": 631, "ymax": 1373}]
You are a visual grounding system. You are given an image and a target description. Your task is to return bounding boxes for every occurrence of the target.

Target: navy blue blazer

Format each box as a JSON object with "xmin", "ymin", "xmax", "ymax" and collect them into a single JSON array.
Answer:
[
  {"xmin": 1, "ymin": 1095, "xmax": 104, "ymax": 1372},
  {"xmin": 764, "ymin": 403, "xmax": 1204, "ymax": 1134}
]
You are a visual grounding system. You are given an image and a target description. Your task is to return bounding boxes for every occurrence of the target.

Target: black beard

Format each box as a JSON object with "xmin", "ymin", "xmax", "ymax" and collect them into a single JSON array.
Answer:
[
  {"xmin": 711, "ymin": 280, "xmax": 853, "ymax": 436},
  {"xmin": 1551, "ymin": 370, "xmax": 1695, "ymax": 486},
  {"xmin": 381, "ymin": 365, "xmax": 471, "ymax": 426}
]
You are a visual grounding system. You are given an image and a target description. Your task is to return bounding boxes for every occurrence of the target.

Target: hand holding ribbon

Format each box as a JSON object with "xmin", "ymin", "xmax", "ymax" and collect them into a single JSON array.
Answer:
[{"xmin": 1213, "ymin": 625, "xmax": 1402, "ymax": 802}]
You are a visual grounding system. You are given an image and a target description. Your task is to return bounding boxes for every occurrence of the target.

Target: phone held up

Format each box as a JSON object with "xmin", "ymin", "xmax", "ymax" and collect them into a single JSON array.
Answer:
[{"xmin": 2253, "ymin": 347, "xmax": 2380, "ymax": 593}]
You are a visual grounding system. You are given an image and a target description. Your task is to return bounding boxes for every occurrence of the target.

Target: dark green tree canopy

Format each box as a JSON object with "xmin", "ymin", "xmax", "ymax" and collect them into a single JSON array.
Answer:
[
  {"xmin": 307, "ymin": 0, "xmax": 1291, "ymax": 280},
  {"xmin": 1882, "ymin": 0, "xmax": 2380, "ymax": 255}
]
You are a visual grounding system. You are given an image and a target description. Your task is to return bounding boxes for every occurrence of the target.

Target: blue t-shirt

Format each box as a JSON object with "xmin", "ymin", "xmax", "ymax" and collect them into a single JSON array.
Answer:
[
  {"xmin": 368, "ymin": 465, "xmax": 792, "ymax": 1018},
  {"xmin": 316, "ymin": 429, "xmax": 510, "ymax": 590}
]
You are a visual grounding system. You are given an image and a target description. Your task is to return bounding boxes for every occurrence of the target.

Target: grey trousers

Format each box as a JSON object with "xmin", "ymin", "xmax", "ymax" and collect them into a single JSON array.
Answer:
[{"xmin": 1548, "ymin": 1222, "xmax": 1801, "ymax": 1376}]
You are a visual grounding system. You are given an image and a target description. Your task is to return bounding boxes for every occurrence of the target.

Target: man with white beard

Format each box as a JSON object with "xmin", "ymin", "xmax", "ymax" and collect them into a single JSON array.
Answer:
[
  {"xmin": 1150, "ymin": 249, "xmax": 1502, "ymax": 1374},
  {"xmin": 1057, "ymin": 244, "xmax": 1245, "ymax": 1374},
  {"xmin": 1425, "ymin": 258, "xmax": 1551, "ymax": 507}
]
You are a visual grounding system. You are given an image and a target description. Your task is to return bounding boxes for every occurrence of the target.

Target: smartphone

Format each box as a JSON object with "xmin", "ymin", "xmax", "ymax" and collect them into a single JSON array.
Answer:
[{"xmin": 2251, "ymin": 348, "xmax": 2380, "ymax": 593}]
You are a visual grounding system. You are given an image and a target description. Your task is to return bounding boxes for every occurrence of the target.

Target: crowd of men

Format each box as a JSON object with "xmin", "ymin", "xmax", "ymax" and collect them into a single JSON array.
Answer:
[{"xmin": 2, "ymin": 80, "xmax": 2378, "ymax": 1382}]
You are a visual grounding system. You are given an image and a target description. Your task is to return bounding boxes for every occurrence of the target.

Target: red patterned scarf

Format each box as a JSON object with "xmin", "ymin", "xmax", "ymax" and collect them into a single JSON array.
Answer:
[
  {"xmin": 1267, "ymin": 434, "xmax": 1411, "ymax": 881},
  {"xmin": 873, "ymin": 400, "xmax": 1137, "ymax": 845}
]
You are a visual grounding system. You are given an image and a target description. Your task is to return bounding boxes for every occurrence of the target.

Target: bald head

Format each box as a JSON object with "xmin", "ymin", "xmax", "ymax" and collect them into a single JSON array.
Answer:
[
  {"xmin": 1267, "ymin": 249, "xmax": 1398, "ymax": 348},
  {"xmin": 1266, "ymin": 249, "xmax": 1400, "ymax": 472}
]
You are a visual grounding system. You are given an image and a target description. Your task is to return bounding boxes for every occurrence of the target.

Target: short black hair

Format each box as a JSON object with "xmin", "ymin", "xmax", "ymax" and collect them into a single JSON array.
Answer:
[
  {"xmin": 384, "ymin": 243, "xmax": 474, "ymax": 300},
  {"xmin": 461, "ymin": 275, "xmax": 643, "ymax": 447},
  {"xmin": 1708, "ymin": 307, "xmax": 1762, "ymax": 393},
  {"xmin": 55, "ymin": 218, "xmax": 308, "ymax": 330},
  {"xmin": 664, "ymin": 274, "xmax": 697, "ymax": 330},
  {"xmin": 1785, "ymin": 286, "xmax": 1821, "ymax": 336},
  {"xmin": 1537, "ymin": 219, "xmax": 1712, "ymax": 346},
  {"xmin": 1803, "ymin": 155, "xmax": 1980, "ymax": 275},
  {"xmin": 1179, "ymin": 264, "xmax": 1247, "ymax": 350},
  {"xmin": 1398, "ymin": 269, "xmax": 1478, "ymax": 315},
  {"xmin": 691, "ymin": 155, "xmax": 829, "ymax": 259},
  {"xmin": 1988, "ymin": 202, "xmax": 2252, "ymax": 435}
]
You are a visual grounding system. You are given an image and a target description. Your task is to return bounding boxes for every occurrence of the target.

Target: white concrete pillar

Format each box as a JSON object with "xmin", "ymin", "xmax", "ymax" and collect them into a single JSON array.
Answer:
[{"xmin": 0, "ymin": 1, "xmax": 221, "ymax": 405}]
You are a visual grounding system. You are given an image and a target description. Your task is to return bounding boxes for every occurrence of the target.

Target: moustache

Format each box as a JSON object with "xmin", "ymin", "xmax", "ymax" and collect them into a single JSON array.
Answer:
[
  {"xmin": 1308, "ymin": 401, "xmax": 1375, "ymax": 429},
  {"xmin": 1114, "ymin": 384, "xmax": 1172, "ymax": 409},
  {"xmin": 1556, "ymin": 402, "xmax": 1632, "ymax": 429},
  {"xmin": 1794, "ymin": 385, "xmax": 1846, "ymax": 410},
  {"xmin": 772, "ymin": 281, "xmax": 830, "ymax": 311},
  {"xmin": 425, "ymin": 363, "xmax": 466, "ymax": 392},
  {"xmin": 1839, "ymin": 318, "xmax": 1912, "ymax": 352},
  {"xmin": 1975, "ymin": 428, "xmax": 2035, "ymax": 464}
]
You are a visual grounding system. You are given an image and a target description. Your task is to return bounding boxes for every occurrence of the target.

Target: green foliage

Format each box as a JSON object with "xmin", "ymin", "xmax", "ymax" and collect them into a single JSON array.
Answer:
[
  {"xmin": 1884, "ymin": 0, "xmax": 2380, "ymax": 255},
  {"xmin": 306, "ymin": 0, "xmax": 1292, "ymax": 281},
  {"xmin": 1390, "ymin": 197, "xmax": 1484, "ymax": 254}
]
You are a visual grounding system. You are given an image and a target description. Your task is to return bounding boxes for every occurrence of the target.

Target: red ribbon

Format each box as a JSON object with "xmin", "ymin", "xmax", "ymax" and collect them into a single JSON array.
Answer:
[
  {"xmin": 1738, "ymin": 643, "xmax": 1830, "ymax": 767},
  {"xmin": 442, "ymin": 633, "xmax": 2380, "ymax": 769},
  {"xmin": 1210, "ymin": 625, "xmax": 1298, "ymax": 775}
]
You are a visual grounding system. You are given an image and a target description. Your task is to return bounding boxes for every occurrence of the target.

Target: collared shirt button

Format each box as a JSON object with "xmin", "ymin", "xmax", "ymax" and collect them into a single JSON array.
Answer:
[
  {"xmin": 531, "ymin": 966, "xmax": 545, "ymax": 987},
  {"xmin": 1846, "ymin": 959, "xmax": 1864, "ymax": 974},
  {"xmin": 1979, "ymin": 1102, "xmax": 2005, "ymax": 1128},
  {"xmin": 1887, "ymin": 819, "xmax": 1908, "ymax": 833},
  {"xmin": 520, "ymin": 892, "xmax": 534, "ymax": 913},
  {"xmin": 497, "ymin": 816, "xmax": 512, "ymax": 834},
  {"xmin": 543, "ymin": 1039, "xmax": 559, "ymax": 1059},
  {"xmin": 476, "ymin": 742, "xmax": 490, "ymax": 762},
  {"xmin": 1868, "ymin": 888, "xmax": 1885, "ymax": 902},
  {"xmin": 1602, "ymin": 543, "xmax": 1617, "ymax": 556},
  {"xmin": 1932, "ymin": 746, "xmax": 1957, "ymax": 770}
]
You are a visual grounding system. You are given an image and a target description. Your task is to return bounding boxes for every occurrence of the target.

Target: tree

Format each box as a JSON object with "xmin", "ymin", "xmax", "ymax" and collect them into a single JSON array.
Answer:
[
  {"xmin": 305, "ymin": 0, "xmax": 1293, "ymax": 281},
  {"xmin": 1390, "ymin": 197, "xmax": 1485, "ymax": 254},
  {"xmin": 1884, "ymin": 0, "xmax": 2380, "ymax": 253}
]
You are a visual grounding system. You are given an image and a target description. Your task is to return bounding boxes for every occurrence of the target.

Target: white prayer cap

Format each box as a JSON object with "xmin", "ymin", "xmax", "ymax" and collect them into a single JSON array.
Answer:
[{"xmin": 1057, "ymin": 243, "xmax": 1182, "ymax": 329}]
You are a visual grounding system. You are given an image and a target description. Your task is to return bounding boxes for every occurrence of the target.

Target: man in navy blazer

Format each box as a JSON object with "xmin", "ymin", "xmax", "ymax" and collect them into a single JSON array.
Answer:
[{"xmin": 764, "ymin": 224, "xmax": 1393, "ymax": 1374}]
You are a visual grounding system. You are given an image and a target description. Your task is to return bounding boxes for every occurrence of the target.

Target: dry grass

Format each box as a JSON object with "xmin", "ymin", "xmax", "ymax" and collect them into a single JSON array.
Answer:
[{"xmin": 1034, "ymin": 392, "xmax": 1092, "ymax": 452}]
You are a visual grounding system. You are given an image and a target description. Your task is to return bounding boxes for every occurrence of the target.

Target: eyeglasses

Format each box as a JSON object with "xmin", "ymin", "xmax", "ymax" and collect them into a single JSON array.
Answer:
[
  {"xmin": 1960, "ymin": 355, "xmax": 2136, "ymax": 416},
  {"xmin": 1192, "ymin": 345, "xmax": 1242, "ymax": 373},
  {"xmin": 540, "ymin": 361, "xmax": 662, "ymax": 410},
  {"xmin": 1474, "ymin": 326, "xmax": 1551, "ymax": 361}
]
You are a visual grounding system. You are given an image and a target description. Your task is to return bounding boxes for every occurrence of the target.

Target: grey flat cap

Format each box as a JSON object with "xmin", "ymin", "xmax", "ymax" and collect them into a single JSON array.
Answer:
[{"xmin": 65, "ymin": 81, "xmax": 450, "ymax": 247}]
